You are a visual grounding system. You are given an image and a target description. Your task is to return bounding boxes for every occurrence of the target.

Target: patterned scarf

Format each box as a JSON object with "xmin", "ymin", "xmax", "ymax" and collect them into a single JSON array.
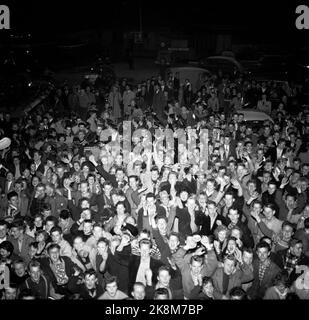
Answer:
[
  {"xmin": 258, "ymin": 259, "xmax": 271, "ymax": 282},
  {"xmin": 284, "ymin": 249, "xmax": 299, "ymax": 274},
  {"xmin": 50, "ymin": 259, "xmax": 69, "ymax": 285}
]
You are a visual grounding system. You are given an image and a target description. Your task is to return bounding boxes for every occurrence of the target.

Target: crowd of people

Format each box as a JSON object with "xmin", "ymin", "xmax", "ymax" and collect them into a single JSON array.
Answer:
[{"xmin": 1, "ymin": 62, "xmax": 309, "ymax": 301}]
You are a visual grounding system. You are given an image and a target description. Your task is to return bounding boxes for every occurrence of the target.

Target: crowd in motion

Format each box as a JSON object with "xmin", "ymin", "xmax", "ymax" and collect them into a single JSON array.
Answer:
[{"xmin": 1, "ymin": 65, "xmax": 309, "ymax": 300}]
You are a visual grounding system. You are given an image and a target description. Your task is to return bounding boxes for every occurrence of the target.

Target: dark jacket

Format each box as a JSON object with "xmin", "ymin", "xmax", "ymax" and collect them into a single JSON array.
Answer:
[
  {"xmin": 39, "ymin": 256, "xmax": 80, "ymax": 294},
  {"xmin": 128, "ymin": 255, "xmax": 164, "ymax": 294},
  {"xmin": 247, "ymin": 259, "xmax": 281, "ymax": 300}
]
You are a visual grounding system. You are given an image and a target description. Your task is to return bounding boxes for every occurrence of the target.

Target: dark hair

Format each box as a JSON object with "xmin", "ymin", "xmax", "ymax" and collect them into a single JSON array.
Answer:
[
  {"xmin": 45, "ymin": 216, "xmax": 58, "ymax": 225},
  {"xmin": 10, "ymin": 219, "xmax": 25, "ymax": 231},
  {"xmin": 272, "ymin": 270, "xmax": 289, "ymax": 287},
  {"xmin": 105, "ymin": 276, "xmax": 118, "ymax": 287},
  {"xmin": 97, "ymin": 237, "xmax": 109, "ymax": 246},
  {"xmin": 28, "ymin": 259, "xmax": 41, "ymax": 272},
  {"xmin": 47, "ymin": 243, "xmax": 61, "ymax": 253},
  {"xmin": 139, "ymin": 238, "xmax": 152, "ymax": 249},
  {"xmin": 229, "ymin": 287, "xmax": 247, "ymax": 299},
  {"xmin": 84, "ymin": 269, "xmax": 97, "ymax": 278},
  {"xmin": 202, "ymin": 276, "xmax": 213, "ymax": 287},
  {"xmin": 0, "ymin": 241, "xmax": 14, "ymax": 256},
  {"xmin": 59, "ymin": 209, "xmax": 71, "ymax": 220},
  {"xmin": 50, "ymin": 226, "xmax": 62, "ymax": 235},
  {"xmin": 7, "ymin": 191, "xmax": 18, "ymax": 201},
  {"xmin": 256, "ymin": 241, "xmax": 271, "ymax": 252},
  {"xmin": 158, "ymin": 265, "xmax": 170, "ymax": 275},
  {"xmin": 154, "ymin": 287, "xmax": 169, "ymax": 299},
  {"xmin": 190, "ymin": 255, "xmax": 204, "ymax": 265}
]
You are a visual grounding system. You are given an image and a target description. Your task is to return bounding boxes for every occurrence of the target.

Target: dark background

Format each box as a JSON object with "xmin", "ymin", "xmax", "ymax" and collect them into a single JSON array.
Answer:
[{"xmin": 4, "ymin": 0, "xmax": 305, "ymax": 44}]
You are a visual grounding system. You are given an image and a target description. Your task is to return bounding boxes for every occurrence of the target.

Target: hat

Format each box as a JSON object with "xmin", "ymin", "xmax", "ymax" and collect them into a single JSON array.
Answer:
[{"xmin": 122, "ymin": 223, "xmax": 138, "ymax": 237}]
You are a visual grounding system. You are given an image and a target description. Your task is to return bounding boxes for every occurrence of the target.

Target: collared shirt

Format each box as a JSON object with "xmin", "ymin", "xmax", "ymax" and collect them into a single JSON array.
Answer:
[
  {"xmin": 0, "ymin": 237, "xmax": 7, "ymax": 244},
  {"xmin": 18, "ymin": 235, "xmax": 24, "ymax": 253},
  {"xmin": 135, "ymin": 257, "xmax": 150, "ymax": 286}
]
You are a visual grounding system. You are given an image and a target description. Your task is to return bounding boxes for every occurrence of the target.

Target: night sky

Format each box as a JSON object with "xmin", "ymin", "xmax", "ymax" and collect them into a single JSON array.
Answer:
[{"xmin": 4, "ymin": 0, "xmax": 308, "ymax": 45}]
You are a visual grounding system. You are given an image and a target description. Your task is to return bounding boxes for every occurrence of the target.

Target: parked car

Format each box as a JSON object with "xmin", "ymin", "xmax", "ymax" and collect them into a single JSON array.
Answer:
[
  {"xmin": 241, "ymin": 109, "xmax": 274, "ymax": 132},
  {"xmin": 167, "ymin": 66, "xmax": 211, "ymax": 91},
  {"xmin": 245, "ymin": 55, "xmax": 289, "ymax": 80},
  {"xmin": 198, "ymin": 56, "xmax": 246, "ymax": 78}
]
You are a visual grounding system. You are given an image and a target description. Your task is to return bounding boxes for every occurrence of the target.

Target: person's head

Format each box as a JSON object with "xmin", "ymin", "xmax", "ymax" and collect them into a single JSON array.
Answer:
[
  {"xmin": 190, "ymin": 255, "xmax": 204, "ymax": 276},
  {"xmin": 80, "ymin": 181, "xmax": 89, "ymax": 194},
  {"xmin": 223, "ymin": 255, "xmax": 236, "ymax": 275},
  {"xmin": 256, "ymin": 241, "xmax": 271, "ymax": 263},
  {"xmin": 28, "ymin": 260, "xmax": 42, "ymax": 283},
  {"xmin": 92, "ymin": 224, "xmax": 104, "ymax": 241},
  {"xmin": 115, "ymin": 168, "xmax": 125, "ymax": 182},
  {"xmin": 156, "ymin": 216, "xmax": 167, "ymax": 236},
  {"xmin": 159, "ymin": 190, "xmax": 170, "ymax": 206},
  {"xmin": 0, "ymin": 220, "xmax": 8, "ymax": 240},
  {"xmin": 228, "ymin": 207, "xmax": 240, "ymax": 225},
  {"xmin": 28, "ymin": 242, "xmax": 39, "ymax": 259},
  {"xmin": 224, "ymin": 192, "xmax": 235, "ymax": 208},
  {"xmin": 45, "ymin": 183, "xmax": 56, "ymax": 197},
  {"xmin": 201, "ymin": 277, "xmax": 214, "ymax": 297},
  {"xmin": 214, "ymin": 225, "xmax": 228, "ymax": 242},
  {"xmin": 185, "ymin": 195, "xmax": 196, "ymax": 211},
  {"xmin": 207, "ymin": 200, "xmax": 217, "ymax": 216},
  {"xmin": 139, "ymin": 239, "xmax": 152, "ymax": 259},
  {"xmin": 73, "ymin": 236, "xmax": 85, "ymax": 251},
  {"xmin": 230, "ymin": 226, "xmax": 242, "ymax": 241},
  {"xmin": 131, "ymin": 282, "xmax": 146, "ymax": 300},
  {"xmin": 281, "ymin": 221, "xmax": 294, "ymax": 242},
  {"xmin": 35, "ymin": 183, "xmax": 46, "ymax": 199},
  {"xmin": 84, "ymin": 270, "xmax": 98, "ymax": 290},
  {"xmin": 267, "ymin": 181, "xmax": 277, "ymax": 195},
  {"xmin": 285, "ymin": 194, "xmax": 296, "ymax": 210},
  {"xmin": 33, "ymin": 150, "xmax": 42, "ymax": 163},
  {"xmin": 242, "ymin": 247, "xmax": 253, "ymax": 265},
  {"xmin": 226, "ymin": 237, "xmax": 238, "ymax": 253},
  {"xmin": 168, "ymin": 232, "xmax": 180, "ymax": 251},
  {"xmin": 59, "ymin": 209, "xmax": 71, "ymax": 225},
  {"xmin": 0, "ymin": 241, "xmax": 14, "ymax": 259},
  {"xmin": 229, "ymin": 287, "xmax": 247, "ymax": 300},
  {"xmin": 34, "ymin": 214, "xmax": 44, "ymax": 228},
  {"xmin": 157, "ymin": 266, "xmax": 171, "ymax": 288},
  {"xmin": 50, "ymin": 226, "xmax": 63, "ymax": 244},
  {"xmin": 105, "ymin": 276, "xmax": 118, "ymax": 297},
  {"xmin": 83, "ymin": 219, "xmax": 93, "ymax": 235},
  {"xmin": 44, "ymin": 216, "xmax": 58, "ymax": 233},
  {"xmin": 10, "ymin": 220, "xmax": 24, "ymax": 240},
  {"xmin": 47, "ymin": 243, "xmax": 61, "ymax": 263},
  {"xmin": 272, "ymin": 271, "xmax": 289, "ymax": 294},
  {"xmin": 13, "ymin": 259, "xmax": 26, "ymax": 277},
  {"xmin": 154, "ymin": 287, "xmax": 170, "ymax": 300},
  {"xmin": 41, "ymin": 203, "xmax": 52, "ymax": 218},
  {"xmin": 116, "ymin": 201, "xmax": 126, "ymax": 215},
  {"xmin": 263, "ymin": 203, "xmax": 276, "ymax": 221},
  {"xmin": 128, "ymin": 175, "xmax": 139, "ymax": 190},
  {"xmin": 35, "ymin": 229, "xmax": 48, "ymax": 243},
  {"xmin": 97, "ymin": 237, "xmax": 109, "ymax": 255},
  {"xmin": 290, "ymin": 239, "xmax": 303, "ymax": 258},
  {"xmin": 151, "ymin": 166, "xmax": 160, "ymax": 181},
  {"xmin": 7, "ymin": 191, "xmax": 19, "ymax": 208}
]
